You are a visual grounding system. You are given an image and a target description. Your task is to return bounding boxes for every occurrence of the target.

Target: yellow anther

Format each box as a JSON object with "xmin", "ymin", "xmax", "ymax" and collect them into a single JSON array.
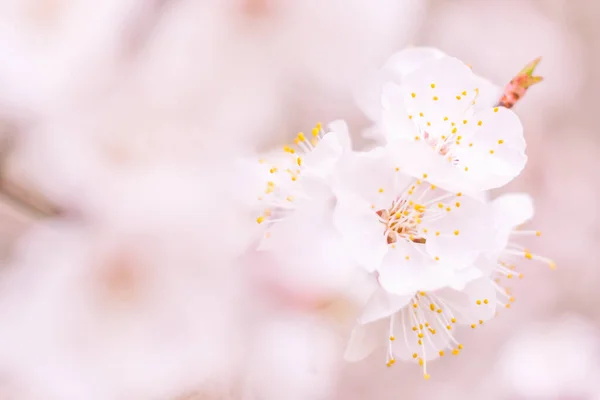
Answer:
[
  {"xmin": 436, "ymin": 309, "xmax": 442, "ymax": 314},
  {"xmin": 489, "ymin": 149, "xmax": 495, "ymax": 154},
  {"xmin": 422, "ymin": 173, "xmax": 428, "ymax": 179},
  {"xmin": 433, "ymin": 96, "xmax": 438, "ymax": 101},
  {"xmin": 412, "ymin": 326, "xmax": 418, "ymax": 331},
  {"xmin": 463, "ymin": 120, "xmax": 468, "ymax": 124},
  {"xmin": 424, "ymin": 373, "xmax": 431, "ymax": 380},
  {"xmin": 435, "ymin": 231, "xmax": 440, "ymax": 236},
  {"xmin": 451, "ymin": 318, "xmax": 457, "ymax": 323},
  {"xmin": 297, "ymin": 157, "xmax": 303, "ymax": 166},
  {"xmin": 446, "ymin": 325, "xmax": 452, "ymax": 330},
  {"xmin": 505, "ymin": 304, "xmax": 511, "ymax": 309},
  {"xmin": 418, "ymin": 339, "xmax": 423, "ymax": 345},
  {"xmin": 454, "ymin": 230, "xmax": 460, "ymax": 236},
  {"xmin": 479, "ymin": 320, "xmax": 484, "ymax": 325},
  {"xmin": 409, "ymin": 115, "xmax": 413, "ymax": 120},
  {"xmin": 536, "ymin": 231, "xmax": 542, "ymax": 236},
  {"xmin": 452, "ymin": 349, "xmax": 460, "ymax": 355},
  {"xmin": 395, "ymin": 167, "xmax": 400, "ymax": 172},
  {"xmin": 494, "ymin": 107, "xmax": 499, "ymax": 112},
  {"xmin": 550, "ymin": 262, "xmax": 557, "ymax": 270},
  {"xmin": 419, "ymin": 112, "xmax": 424, "ymax": 117},
  {"xmin": 412, "ymin": 353, "xmax": 418, "ymax": 359},
  {"xmin": 469, "ymin": 143, "xmax": 473, "ymax": 147},
  {"xmin": 430, "ymin": 83, "xmax": 436, "ymax": 89},
  {"xmin": 418, "ymin": 333, "xmax": 424, "ymax": 339},
  {"xmin": 435, "ymin": 256, "xmax": 440, "ymax": 261},
  {"xmin": 418, "ymin": 357, "xmax": 423, "ymax": 365},
  {"xmin": 430, "ymin": 304, "xmax": 435, "ymax": 311},
  {"xmin": 415, "ymin": 136, "xmax": 421, "ymax": 141},
  {"xmin": 476, "ymin": 300, "xmax": 482, "ymax": 305},
  {"xmin": 462, "ymin": 91, "xmax": 467, "ymax": 96},
  {"xmin": 483, "ymin": 299, "xmax": 489, "ymax": 304},
  {"xmin": 458, "ymin": 344, "xmax": 464, "ymax": 350},
  {"xmin": 456, "ymin": 192, "xmax": 462, "ymax": 197},
  {"xmin": 411, "ymin": 92, "xmax": 416, "ymax": 98},
  {"xmin": 286, "ymin": 196, "xmax": 294, "ymax": 202},
  {"xmin": 446, "ymin": 207, "xmax": 451, "ymax": 212},
  {"xmin": 419, "ymin": 291, "xmax": 426, "ymax": 296},
  {"xmin": 256, "ymin": 216, "xmax": 265, "ymax": 224},
  {"xmin": 438, "ymin": 203, "xmax": 444, "ymax": 209},
  {"xmin": 455, "ymin": 202, "xmax": 461, "ymax": 207},
  {"xmin": 394, "ymin": 212, "xmax": 401, "ymax": 218},
  {"xmin": 423, "ymin": 228, "xmax": 428, "ymax": 233},
  {"xmin": 389, "ymin": 335, "xmax": 396, "ymax": 341},
  {"xmin": 378, "ymin": 188, "xmax": 384, "ymax": 193},
  {"xmin": 456, "ymin": 95, "xmax": 462, "ymax": 100},
  {"xmin": 291, "ymin": 176, "xmax": 297, "ymax": 181},
  {"xmin": 405, "ymin": 255, "xmax": 410, "ymax": 260},
  {"xmin": 430, "ymin": 184, "xmax": 436, "ymax": 190},
  {"xmin": 269, "ymin": 167, "xmax": 277, "ymax": 173},
  {"xmin": 509, "ymin": 297, "xmax": 515, "ymax": 302},
  {"xmin": 471, "ymin": 324, "xmax": 477, "ymax": 329},
  {"xmin": 478, "ymin": 120, "xmax": 483, "ymax": 126},
  {"xmin": 439, "ymin": 350, "xmax": 445, "ymax": 356},
  {"xmin": 452, "ymin": 127, "xmax": 457, "ymax": 134},
  {"xmin": 524, "ymin": 251, "xmax": 533, "ymax": 260},
  {"xmin": 498, "ymin": 139, "xmax": 504, "ymax": 144}
]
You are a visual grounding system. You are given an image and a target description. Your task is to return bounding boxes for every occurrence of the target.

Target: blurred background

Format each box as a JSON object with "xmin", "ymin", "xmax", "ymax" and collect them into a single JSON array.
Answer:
[{"xmin": 0, "ymin": 0, "xmax": 598, "ymax": 399}]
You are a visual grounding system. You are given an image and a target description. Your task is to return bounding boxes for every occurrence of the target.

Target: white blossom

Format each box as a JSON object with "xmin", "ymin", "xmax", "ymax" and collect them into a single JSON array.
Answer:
[
  {"xmin": 332, "ymin": 146, "xmax": 491, "ymax": 275},
  {"xmin": 379, "ymin": 55, "xmax": 526, "ymax": 193}
]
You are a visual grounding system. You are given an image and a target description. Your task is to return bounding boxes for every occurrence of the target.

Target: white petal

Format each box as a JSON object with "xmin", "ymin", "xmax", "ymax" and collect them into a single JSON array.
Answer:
[
  {"xmin": 378, "ymin": 247, "xmax": 468, "ymax": 295},
  {"xmin": 489, "ymin": 193, "xmax": 535, "ymax": 254},
  {"xmin": 435, "ymin": 277, "xmax": 497, "ymax": 324},
  {"xmin": 356, "ymin": 48, "xmax": 446, "ymax": 122},
  {"xmin": 453, "ymin": 107, "xmax": 526, "ymax": 190},
  {"xmin": 382, "ymin": 47, "xmax": 447, "ymax": 83},
  {"xmin": 387, "ymin": 139, "xmax": 476, "ymax": 194},
  {"xmin": 327, "ymin": 120, "xmax": 352, "ymax": 150},
  {"xmin": 344, "ymin": 319, "xmax": 387, "ymax": 362},
  {"xmin": 333, "ymin": 147, "xmax": 401, "ymax": 209},
  {"xmin": 381, "ymin": 82, "xmax": 419, "ymax": 143},
  {"xmin": 303, "ymin": 132, "xmax": 344, "ymax": 178},
  {"xmin": 493, "ymin": 193, "xmax": 534, "ymax": 227},
  {"xmin": 333, "ymin": 190, "xmax": 388, "ymax": 272},
  {"xmin": 423, "ymin": 196, "xmax": 492, "ymax": 268},
  {"xmin": 359, "ymin": 287, "xmax": 412, "ymax": 324},
  {"xmin": 401, "ymin": 57, "xmax": 479, "ymax": 141}
]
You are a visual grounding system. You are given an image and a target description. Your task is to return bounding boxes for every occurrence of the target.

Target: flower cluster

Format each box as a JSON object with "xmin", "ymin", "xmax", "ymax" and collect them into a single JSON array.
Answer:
[{"xmin": 253, "ymin": 48, "xmax": 554, "ymax": 379}]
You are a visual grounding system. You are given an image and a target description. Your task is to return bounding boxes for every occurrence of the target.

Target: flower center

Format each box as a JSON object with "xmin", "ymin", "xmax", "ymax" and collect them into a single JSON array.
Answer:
[{"xmin": 376, "ymin": 198, "xmax": 427, "ymax": 245}]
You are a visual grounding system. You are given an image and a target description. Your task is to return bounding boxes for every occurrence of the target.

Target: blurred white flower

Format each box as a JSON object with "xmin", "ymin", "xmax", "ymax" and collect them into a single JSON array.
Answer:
[{"xmin": 255, "ymin": 120, "xmax": 351, "ymax": 228}]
